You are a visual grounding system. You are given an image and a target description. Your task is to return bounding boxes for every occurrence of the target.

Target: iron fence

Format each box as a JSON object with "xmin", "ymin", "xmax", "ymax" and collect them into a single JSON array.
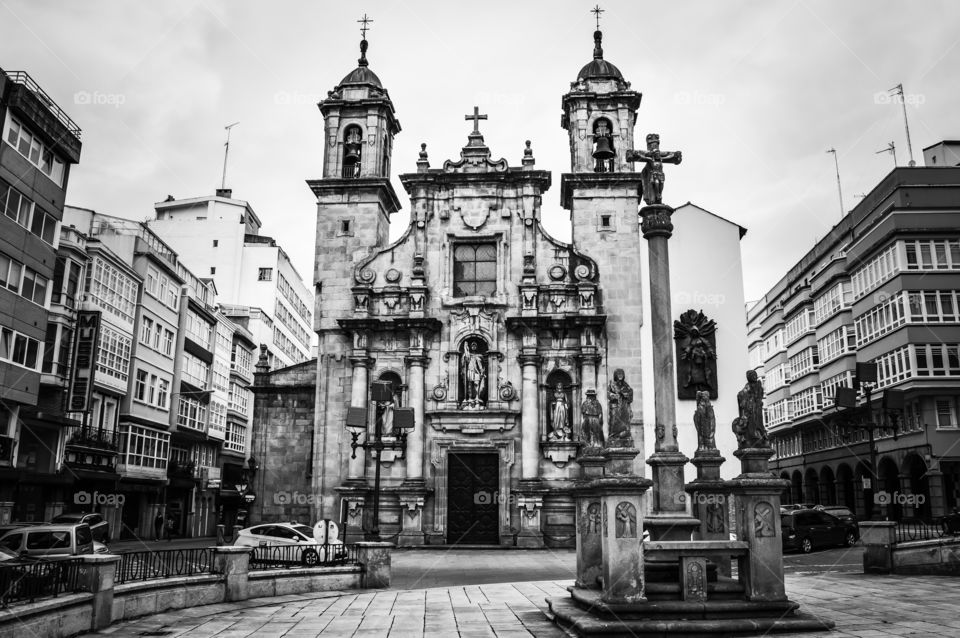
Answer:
[
  {"xmin": 0, "ymin": 558, "xmax": 83, "ymax": 607},
  {"xmin": 894, "ymin": 516, "xmax": 960, "ymax": 544},
  {"xmin": 114, "ymin": 548, "xmax": 213, "ymax": 584},
  {"xmin": 247, "ymin": 543, "xmax": 359, "ymax": 571}
]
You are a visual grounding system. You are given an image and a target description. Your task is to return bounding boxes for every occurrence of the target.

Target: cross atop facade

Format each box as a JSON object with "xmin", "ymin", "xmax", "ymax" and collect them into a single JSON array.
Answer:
[
  {"xmin": 591, "ymin": 5, "xmax": 604, "ymax": 29},
  {"xmin": 465, "ymin": 106, "xmax": 488, "ymax": 134},
  {"xmin": 358, "ymin": 14, "xmax": 373, "ymax": 39}
]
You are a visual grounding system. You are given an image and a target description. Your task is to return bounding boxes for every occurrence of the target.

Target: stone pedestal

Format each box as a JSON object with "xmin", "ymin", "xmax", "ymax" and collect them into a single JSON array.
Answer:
[
  {"xmin": 397, "ymin": 490, "xmax": 427, "ymax": 546},
  {"xmin": 860, "ymin": 521, "xmax": 896, "ymax": 574},
  {"xmin": 339, "ymin": 494, "xmax": 366, "ymax": 543},
  {"xmin": 357, "ymin": 541, "xmax": 394, "ymax": 589},
  {"xmin": 646, "ymin": 451, "xmax": 699, "ymax": 541},
  {"xmin": 81, "ymin": 554, "xmax": 121, "ymax": 630},
  {"xmin": 578, "ymin": 453, "xmax": 606, "ymax": 479},
  {"xmin": 603, "ymin": 445, "xmax": 640, "ymax": 476},
  {"xmin": 687, "ymin": 451, "xmax": 730, "ymax": 575},
  {"xmin": 516, "ymin": 494, "xmax": 545, "ymax": 548},
  {"xmin": 726, "ymin": 447, "xmax": 790, "ymax": 602},
  {"xmin": 596, "ymin": 476, "xmax": 654, "ymax": 604},
  {"xmin": 213, "ymin": 545, "xmax": 251, "ymax": 602},
  {"xmin": 573, "ymin": 486, "xmax": 603, "ymax": 588}
]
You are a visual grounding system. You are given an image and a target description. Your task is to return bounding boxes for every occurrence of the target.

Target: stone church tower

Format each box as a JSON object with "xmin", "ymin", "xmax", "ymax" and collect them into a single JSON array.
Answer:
[{"xmin": 291, "ymin": 26, "xmax": 649, "ymax": 547}]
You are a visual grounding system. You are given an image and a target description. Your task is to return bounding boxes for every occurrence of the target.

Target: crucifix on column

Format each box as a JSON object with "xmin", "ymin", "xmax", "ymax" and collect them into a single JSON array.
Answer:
[
  {"xmin": 628, "ymin": 133, "xmax": 682, "ymax": 206},
  {"xmin": 465, "ymin": 106, "xmax": 488, "ymax": 135}
]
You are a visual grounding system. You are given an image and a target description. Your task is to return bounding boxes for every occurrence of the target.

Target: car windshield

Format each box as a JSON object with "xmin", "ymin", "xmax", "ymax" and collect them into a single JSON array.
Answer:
[{"xmin": 293, "ymin": 525, "xmax": 315, "ymax": 537}]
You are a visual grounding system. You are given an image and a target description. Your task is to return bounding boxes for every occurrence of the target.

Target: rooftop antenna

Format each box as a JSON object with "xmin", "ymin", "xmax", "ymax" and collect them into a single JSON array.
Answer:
[
  {"xmin": 888, "ymin": 84, "xmax": 915, "ymax": 166},
  {"xmin": 875, "ymin": 141, "xmax": 897, "ymax": 168},
  {"xmin": 826, "ymin": 148, "xmax": 845, "ymax": 219},
  {"xmin": 221, "ymin": 121, "xmax": 240, "ymax": 191}
]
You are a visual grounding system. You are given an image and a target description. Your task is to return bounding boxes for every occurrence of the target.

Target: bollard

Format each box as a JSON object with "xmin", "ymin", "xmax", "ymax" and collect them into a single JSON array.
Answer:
[
  {"xmin": 212, "ymin": 545, "xmax": 251, "ymax": 602},
  {"xmin": 356, "ymin": 542, "xmax": 393, "ymax": 588},
  {"xmin": 216, "ymin": 524, "xmax": 225, "ymax": 546},
  {"xmin": 81, "ymin": 554, "xmax": 121, "ymax": 631}
]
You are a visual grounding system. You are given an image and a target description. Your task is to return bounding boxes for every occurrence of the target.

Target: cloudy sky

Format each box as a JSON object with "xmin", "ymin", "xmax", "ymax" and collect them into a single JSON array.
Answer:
[{"xmin": 3, "ymin": 0, "xmax": 958, "ymax": 301}]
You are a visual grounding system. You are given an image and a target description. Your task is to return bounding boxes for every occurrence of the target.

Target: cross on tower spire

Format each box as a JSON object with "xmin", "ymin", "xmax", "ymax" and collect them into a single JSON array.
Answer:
[
  {"xmin": 591, "ymin": 4, "xmax": 604, "ymax": 30},
  {"xmin": 358, "ymin": 13, "xmax": 373, "ymax": 39},
  {"xmin": 465, "ymin": 106, "xmax": 488, "ymax": 135}
]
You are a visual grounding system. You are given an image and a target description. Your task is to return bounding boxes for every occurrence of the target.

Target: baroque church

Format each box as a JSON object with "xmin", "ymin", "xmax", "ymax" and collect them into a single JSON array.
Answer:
[{"xmin": 249, "ymin": 22, "xmax": 747, "ymax": 547}]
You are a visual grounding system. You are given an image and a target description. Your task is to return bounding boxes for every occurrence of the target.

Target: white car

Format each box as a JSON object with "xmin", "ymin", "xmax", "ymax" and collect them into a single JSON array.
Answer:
[{"xmin": 233, "ymin": 521, "xmax": 345, "ymax": 566}]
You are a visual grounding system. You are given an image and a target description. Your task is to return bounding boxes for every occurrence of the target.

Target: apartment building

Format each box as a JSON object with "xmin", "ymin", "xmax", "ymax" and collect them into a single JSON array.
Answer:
[
  {"xmin": 748, "ymin": 147, "xmax": 960, "ymax": 522},
  {"xmin": 0, "ymin": 68, "xmax": 82, "ymax": 524}
]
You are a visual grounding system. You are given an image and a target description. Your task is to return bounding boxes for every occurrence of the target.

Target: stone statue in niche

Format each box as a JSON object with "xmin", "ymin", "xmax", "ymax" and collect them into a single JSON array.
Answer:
[
  {"xmin": 580, "ymin": 389, "xmax": 604, "ymax": 450},
  {"xmin": 606, "ymin": 369, "xmax": 633, "ymax": 443},
  {"xmin": 615, "ymin": 502, "xmax": 637, "ymax": 538},
  {"xmin": 585, "ymin": 502, "xmax": 601, "ymax": 534},
  {"xmin": 733, "ymin": 370, "xmax": 768, "ymax": 449},
  {"xmin": 705, "ymin": 502, "xmax": 724, "ymax": 534},
  {"xmin": 460, "ymin": 339, "xmax": 488, "ymax": 410},
  {"xmin": 674, "ymin": 309, "xmax": 718, "ymax": 400},
  {"xmin": 693, "ymin": 390, "xmax": 717, "ymax": 452},
  {"xmin": 549, "ymin": 384, "xmax": 571, "ymax": 441}
]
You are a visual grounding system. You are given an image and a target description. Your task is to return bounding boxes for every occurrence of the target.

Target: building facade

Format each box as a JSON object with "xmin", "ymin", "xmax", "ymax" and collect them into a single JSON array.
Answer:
[
  {"xmin": 748, "ymin": 157, "xmax": 960, "ymax": 521},
  {"xmin": 0, "ymin": 68, "xmax": 82, "ymax": 524},
  {"xmin": 147, "ymin": 191, "xmax": 314, "ymax": 369},
  {"xmin": 250, "ymin": 26, "xmax": 749, "ymax": 547}
]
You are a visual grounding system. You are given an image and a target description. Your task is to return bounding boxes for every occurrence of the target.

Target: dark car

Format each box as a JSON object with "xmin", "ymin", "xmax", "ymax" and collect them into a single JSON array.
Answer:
[
  {"xmin": 782, "ymin": 509, "xmax": 858, "ymax": 553},
  {"xmin": 814, "ymin": 505, "xmax": 859, "ymax": 531},
  {"xmin": 50, "ymin": 512, "xmax": 110, "ymax": 543},
  {"xmin": 781, "ymin": 503, "xmax": 816, "ymax": 512}
]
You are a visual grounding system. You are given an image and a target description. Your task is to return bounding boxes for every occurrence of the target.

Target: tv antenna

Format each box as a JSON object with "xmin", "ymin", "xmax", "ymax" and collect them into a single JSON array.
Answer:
[{"xmin": 221, "ymin": 121, "xmax": 240, "ymax": 191}]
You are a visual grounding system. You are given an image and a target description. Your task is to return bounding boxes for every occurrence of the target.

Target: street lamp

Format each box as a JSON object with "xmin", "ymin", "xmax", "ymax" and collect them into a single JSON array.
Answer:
[
  {"xmin": 345, "ymin": 380, "xmax": 415, "ymax": 540},
  {"xmin": 833, "ymin": 362, "xmax": 904, "ymax": 520}
]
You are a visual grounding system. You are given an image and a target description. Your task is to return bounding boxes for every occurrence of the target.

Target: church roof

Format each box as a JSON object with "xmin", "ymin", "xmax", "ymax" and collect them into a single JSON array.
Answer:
[
  {"xmin": 338, "ymin": 38, "xmax": 383, "ymax": 89},
  {"xmin": 577, "ymin": 30, "xmax": 624, "ymax": 81}
]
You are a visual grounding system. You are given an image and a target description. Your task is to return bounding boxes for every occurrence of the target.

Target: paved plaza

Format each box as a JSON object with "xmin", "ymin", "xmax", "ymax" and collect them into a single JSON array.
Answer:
[{"xmin": 82, "ymin": 570, "xmax": 960, "ymax": 638}]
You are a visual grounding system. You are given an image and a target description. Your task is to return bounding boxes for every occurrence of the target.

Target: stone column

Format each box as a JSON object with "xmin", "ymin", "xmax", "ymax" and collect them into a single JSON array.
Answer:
[
  {"xmin": 347, "ymin": 356, "xmax": 371, "ymax": 481},
  {"xmin": 212, "ymin": 545, "xmax": 251, "ymax": 602},
  {"xmin": 641, "ymin": 204, "xmax": 695, "ymax": 540},
  {"xmin": 404, "ymin": 356, "xmax": 427, "ymax": 484},
  {"xmin": 519, "ymin": 353, "xmax": 541, "ymax": 481},
  {"xmin": 81, "ymin": 554, "xmax": 121, "ymax": 631}
]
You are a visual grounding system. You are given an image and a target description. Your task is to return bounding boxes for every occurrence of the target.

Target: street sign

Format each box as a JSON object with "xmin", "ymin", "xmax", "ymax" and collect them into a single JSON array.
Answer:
[
  {"xmin": 243, "ymin": 493, "xmax": 256, "ymax": 503},
  {"xmin": 68, "ymin": 311, "xmax": 101, "ymax": 412},
  {"xmin": 862, "ymin": 477, "xmax": 872, "ymax": 490}
]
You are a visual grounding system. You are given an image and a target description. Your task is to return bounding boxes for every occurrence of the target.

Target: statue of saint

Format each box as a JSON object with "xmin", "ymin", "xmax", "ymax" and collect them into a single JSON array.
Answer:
[
  {"xmin": 550, "ymin": 383, "xmax": 570, "ymax": 441},
  {"xmin": 607, "ymin": 368, "xmax": 633, "ymax": 442},
  {"xmin": 461, "ymin": 340, "xmax": 487, "ymax": 409},
  {"xmin": 693, "ymin": 390, "xmax": 717, "ymax": 452},
  {"xmin": 580, "ymin": 389, "xmax": 604, "ymax": 450},
  {"xmin": 734, "ymin": 369, "xmax": 768, "ymax": 448}
]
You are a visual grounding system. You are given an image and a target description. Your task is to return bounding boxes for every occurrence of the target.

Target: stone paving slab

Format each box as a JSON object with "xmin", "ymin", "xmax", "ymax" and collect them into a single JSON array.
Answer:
[{"xmin": 80, "ymin": 572, "xmax": 960, "ymax": 637}]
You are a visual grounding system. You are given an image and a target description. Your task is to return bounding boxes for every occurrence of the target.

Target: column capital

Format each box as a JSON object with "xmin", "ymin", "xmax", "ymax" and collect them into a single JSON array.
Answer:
[
  {"xmin": 404, "ymin": 355, "xmax": 429, "ymax": 367},
  {"xmin": 349, "ymin": 356, "xmax": 375, "ymax": 369},
  {"xmin": 518, "ymin": 353, "xmax": 541, "ymax": 366},
  {"xmin": 640, "ymin": 204, "xmax": 674, "ymax": 239}
]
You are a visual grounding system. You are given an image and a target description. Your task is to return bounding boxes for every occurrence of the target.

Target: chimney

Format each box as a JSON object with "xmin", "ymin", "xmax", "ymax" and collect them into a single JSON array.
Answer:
[{"xmin": 216, "ymin": 188, "xmax": 233, "ymax": 198}]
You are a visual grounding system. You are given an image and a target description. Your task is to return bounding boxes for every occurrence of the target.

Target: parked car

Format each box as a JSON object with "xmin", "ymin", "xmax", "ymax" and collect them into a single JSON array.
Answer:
[
  {"xmin": 0, "ymin": 523, "xmax": 108, "ymax": 559},
  {"xmin": 234, "ymin": 522, "xmax": 345, "ymax": 566},
  {"xmin": 814, "ymin": 506, "xmax": 859, "ymax": 532},
  {"xmin": 782, "ymin": 510, "xmax": 858, "ymax": 553},
  {"xmin": 781, "ymin": 503, "xmax": 816, "ymax": 511},
  {"xmin": 49, "ymin": 512, "xmax": 110, "ymax": 543},
  {"xmin": 0, "ymin": 522, "xmax": 42, "ymax": 539}
]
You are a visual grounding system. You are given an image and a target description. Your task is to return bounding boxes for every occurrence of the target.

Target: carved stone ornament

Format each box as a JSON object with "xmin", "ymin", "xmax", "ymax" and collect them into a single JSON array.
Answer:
[
  {"xmin": 705, "ymin": 502, "xmax": 725, "ymax": 534},
  {"xmin": 754, "ymin": 502, "xmax": 775, "ymax": 537},
  {"xmin": 615, "ymin": 502, "xmax": 637, "ymax": 538},
  {"xmin": 674, "ymin": 309, "xmax": 718, "ymax": 400},
  {"xmin": 385, "ymin": 268, "xmax": 401, "ymax": 284},
  {"xmin": 498, "ymin": 378, "xmax": 517, "ymax": 401},
  {"xmin": 640, "ymin": 206, "xmax": 674, "ymax": 238},
  {"xmin": 548, "ymin": 264, "xmax": 567, "ymax": 281},
  {"xmin": 431, "ymin": 372, "xmax": 449, "ymax": 401},
  {"xmin": 457, "ymin": 199, "xmax": 491, "ymax": 230},
  {"xmin": 585, "ymin": 502, "xmax": 601, "ymax": 535},
  {"xmin": 356, "ymin": 268, "xmax": 376, "ymax": 284},
  {"xmin": 734, "ymin": 370, "xmax": 768, "ymax": 450}
]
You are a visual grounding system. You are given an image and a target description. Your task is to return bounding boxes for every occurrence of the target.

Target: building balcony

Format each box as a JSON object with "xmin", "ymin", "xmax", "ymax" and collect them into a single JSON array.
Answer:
[
  {"xmin": 63, "ymin": 426, "xmax": 118, "ymax": 472},
  {"xmin": 65, "ymin": 426, "xmax": 119, "ymax": 451},
  {"xmin": 0, "ymin": 435, "xmax": 13, "ymax": 465},
  {"xmin": 4, "ymin": 71, "xmax": 82, "ymax": 161},
  {"xmin": 167, "ymin": 460, "xmax": 197, "ymax": 480}
]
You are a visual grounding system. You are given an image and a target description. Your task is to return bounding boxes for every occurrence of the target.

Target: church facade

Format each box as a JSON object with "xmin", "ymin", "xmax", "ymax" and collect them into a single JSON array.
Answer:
[{"xmin": 249, "ymin": 26, "xmax": 744, "ymax": 546}]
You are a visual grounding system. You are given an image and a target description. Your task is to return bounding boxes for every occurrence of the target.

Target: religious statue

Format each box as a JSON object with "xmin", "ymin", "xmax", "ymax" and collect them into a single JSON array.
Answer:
[
  {"xmin": 461, "ymin": 340, "xmax": 487, "ymax": 409},
  {"xmin": 627, "ymin": 133, "xmax": 682, "ymax": 206},
  {"xmin": 607, "ymin": 369, "xmax": 633, "ymax": 442},
  {"xmin": 549, "ymin": 383, "xmax": 570, "ymax": 441},
  {"xmin": 580, "ymin": 389, "xmax": 605, "ymax": 450},
  {"xmin": 693, "ymin": 390, "xmax": 717, "ymax": 452},
  {"xmin": 615, "ymin": 502, "xmax": 637, "ymax": 538},
  {"xmin": 733, "ymin": 369, "xmax": 768, "ymax": 449},
  {"xmin": 674, "ymin": 309, "xmax": 718, "ymax": 400}
]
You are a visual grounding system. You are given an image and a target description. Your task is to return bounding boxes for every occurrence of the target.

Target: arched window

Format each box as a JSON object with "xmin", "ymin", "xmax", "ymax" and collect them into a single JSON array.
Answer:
[
  {"xmin": 373, "ymin": 371, "xmax": 403, "ymax": 432},
  {"xmin": 592, "ymin": 118, "xmax": 615, "ymax": 173},
  {"xmin": 342, "ymin": 125, "xmax": 363, "ymax": 178},
  {"xmin": 545, "ymin": 370, "xmax": 573, "ymax": 441},
  {"xmin": 458, "ymin": 337, "xmax": 489, "ymax": 409}
]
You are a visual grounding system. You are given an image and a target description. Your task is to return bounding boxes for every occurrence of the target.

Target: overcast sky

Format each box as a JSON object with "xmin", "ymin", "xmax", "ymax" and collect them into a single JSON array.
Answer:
[{"xmin": 3, "ymin": 0, "xmax": 958, "ymax": 301}]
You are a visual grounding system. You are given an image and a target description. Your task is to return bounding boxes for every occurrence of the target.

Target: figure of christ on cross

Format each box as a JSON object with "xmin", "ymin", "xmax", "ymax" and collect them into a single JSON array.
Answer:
[
  {"xmin": 465, "ymin": 106, "xmax": 488, "ymax": 135},
  {"xmin": 627, "ymin": 133, "xmax": 682, "ymax": 206}
]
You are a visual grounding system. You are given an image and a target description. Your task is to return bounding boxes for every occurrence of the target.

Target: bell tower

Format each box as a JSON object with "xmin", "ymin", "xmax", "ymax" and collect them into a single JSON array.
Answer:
[
  {"xmin": 561, "ymin": 17, "xmax": 645, "ymax": 463},
  {"xmin": 309, "ymin": 22, "xmax": 402, "ymax": 332}
]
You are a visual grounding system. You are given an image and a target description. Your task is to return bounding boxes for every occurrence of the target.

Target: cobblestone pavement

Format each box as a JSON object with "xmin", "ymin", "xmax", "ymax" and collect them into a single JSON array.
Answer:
[{"xmin": 84, "ymin": 572, "xmax": 960, "ymax": 638}]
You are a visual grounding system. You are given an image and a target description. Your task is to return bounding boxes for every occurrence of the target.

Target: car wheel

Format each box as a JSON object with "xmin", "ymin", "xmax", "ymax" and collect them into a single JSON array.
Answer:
[
  {"xmin": 302, "ymin": 548, "xmax": 319, "ymax": 566},
  {"xmin": 800, "ymin": 537, "xmax": 813, "ymax": 553},
  {"xmin": 845, "ymin": 531, "xmax": 857, "ymax": 547}
]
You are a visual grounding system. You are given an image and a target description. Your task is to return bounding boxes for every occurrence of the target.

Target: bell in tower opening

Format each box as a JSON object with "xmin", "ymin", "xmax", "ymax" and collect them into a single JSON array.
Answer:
[
  {"xmin": 592, "ymin": 119, "xmax": 615, "ymax": 173},
  {"xmin": 343, "ymin": 125, "xmax": 363, "ymax": 178}
]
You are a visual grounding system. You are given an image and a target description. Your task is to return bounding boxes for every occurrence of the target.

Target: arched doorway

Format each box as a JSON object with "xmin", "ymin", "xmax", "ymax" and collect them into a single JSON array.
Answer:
[
  {"xmin": 836, "ymin": 464, "xmax": 856, "ymax": 514},
  {"xmin": 902, "ymin": 454, "xmax": 931, "ymax": 521},
  {"xmin": 791, "ymin": 471, "xmax": 803, "ymax": 505},
  {"xmin": 804, "ymin": 468, "xmax": 820, "ymax": 505},
  {"xmin": 819, "ymin": 466, "xmax": 836, "ymax": 506},
  {"xmin": 878, "ymin": 457, "xmax": 902, "ymax": 520}
]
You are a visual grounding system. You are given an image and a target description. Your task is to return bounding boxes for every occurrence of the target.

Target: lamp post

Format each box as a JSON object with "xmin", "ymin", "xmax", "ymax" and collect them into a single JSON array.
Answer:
[
  {"xmin": 833, "ymin": 362, "xmax": 904, "ymax": 520},
  {"xmin": 345, "ymin": 380, "xmax": 414, "ymax": 540}
]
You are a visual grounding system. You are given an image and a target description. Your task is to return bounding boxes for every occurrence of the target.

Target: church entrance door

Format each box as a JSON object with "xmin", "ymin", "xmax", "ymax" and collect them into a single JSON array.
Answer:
[{"xmin": 447, "ymin": 452, "xmax": 499, "ymax": 545}]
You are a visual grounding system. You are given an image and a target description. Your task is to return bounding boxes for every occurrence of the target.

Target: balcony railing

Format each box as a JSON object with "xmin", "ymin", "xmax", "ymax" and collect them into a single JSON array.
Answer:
[
  {"xmin": 65, "ymin": 427, "xmax": 119, "ymax": 451},
  {"xmin": 167, "ymin": 460, "xmax": 197, "ymax": 479},
  {"xmin": 5, "ymin": 71, "xmax": 82, "ymax": 140}
]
